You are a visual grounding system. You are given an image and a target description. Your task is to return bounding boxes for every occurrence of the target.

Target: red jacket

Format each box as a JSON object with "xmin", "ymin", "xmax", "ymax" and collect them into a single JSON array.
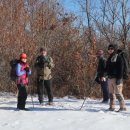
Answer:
[{"xmin": 16, "ymin": 62, "xmax": 31, "ymax": 85}]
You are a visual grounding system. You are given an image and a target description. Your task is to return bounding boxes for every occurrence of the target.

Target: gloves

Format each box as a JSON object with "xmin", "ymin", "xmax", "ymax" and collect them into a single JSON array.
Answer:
[
  {"xmin": 95, "ymin": 77, "xmax": 100, "ymax": 84},
  {"xmin": 116, "ymin": 79, "xmax": 122, "ymax": 85},
  {"xmin": 100, "ymin": 77, "xmax": 106, "ymax": 82},
  {"xmin": 47, "ymin": 63, "xmax": 51, "ymax": 69},
  {"xmin": 24, "ymin": 67, "xmax": 30, "ymax": 73}
]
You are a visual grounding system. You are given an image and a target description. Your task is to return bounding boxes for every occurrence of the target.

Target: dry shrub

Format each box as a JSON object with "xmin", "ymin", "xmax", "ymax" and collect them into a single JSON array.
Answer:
[{"xmin": 0, "ymin": 0, "xmax": 130, "ymax": 99}]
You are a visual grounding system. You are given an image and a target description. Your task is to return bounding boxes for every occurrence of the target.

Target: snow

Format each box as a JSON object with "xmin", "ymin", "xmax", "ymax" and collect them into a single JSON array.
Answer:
[{"xmin": 0, "ymin": 92, "xmax": 130, "ymax": 130}]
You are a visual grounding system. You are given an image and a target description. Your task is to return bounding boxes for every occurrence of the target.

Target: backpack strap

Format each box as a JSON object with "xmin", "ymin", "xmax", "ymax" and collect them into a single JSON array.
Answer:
[{"xmin": 111, "ymin": 54, "xmax": 118, "ymax": 62}]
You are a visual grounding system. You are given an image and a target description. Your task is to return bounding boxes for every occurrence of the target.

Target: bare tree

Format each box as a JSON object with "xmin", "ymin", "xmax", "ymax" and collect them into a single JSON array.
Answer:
[{"xmin": 89, "ymin": 0, "xmax": 130, "ymax": 49}]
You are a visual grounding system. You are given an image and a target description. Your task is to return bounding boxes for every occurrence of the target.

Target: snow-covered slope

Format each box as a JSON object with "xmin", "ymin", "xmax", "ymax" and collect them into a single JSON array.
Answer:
[{"xmin": 0, "ymin": 92, "xmax": 130, "ymax": 130}]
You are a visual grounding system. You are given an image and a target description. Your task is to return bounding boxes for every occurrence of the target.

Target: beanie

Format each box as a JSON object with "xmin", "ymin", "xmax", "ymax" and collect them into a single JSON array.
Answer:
[
  {"xmin": 40, "ymin": 47, "xmax": 47, "ymax": 52},
  {"xmin": 108, "ymin": 44, "xmax": 118, "ymax": 51},
  {"xmin": 20, "ymin": 53, "xmax": 27, "ymax": 59}
]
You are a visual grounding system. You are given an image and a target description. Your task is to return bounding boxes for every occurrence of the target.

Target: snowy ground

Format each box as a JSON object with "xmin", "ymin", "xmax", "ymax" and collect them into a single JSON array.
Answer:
[{"xmin": 0, "ymin": 92, "xmax": 130, "ymax": 130}]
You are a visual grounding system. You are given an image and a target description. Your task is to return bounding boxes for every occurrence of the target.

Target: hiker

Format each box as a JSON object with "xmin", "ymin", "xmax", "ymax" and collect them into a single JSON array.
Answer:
[
  {"xmin": 95, "ymin": 49, "xmax": 109, "ymax": 103},
  {"xmin": 16, "ymin": 53, "xmax": 31, "ymax": 110},
  {"xmin": 106, "ymin": 44, "xmax": 126, "ymax": 111},
  {"xmin": 35, "ymin": 47, "xmax": 54, "ymax": 105}
]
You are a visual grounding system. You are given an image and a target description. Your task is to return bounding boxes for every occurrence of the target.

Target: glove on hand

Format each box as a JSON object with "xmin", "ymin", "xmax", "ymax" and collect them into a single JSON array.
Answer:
[
  {"xmin": 24, "ymin": 67, "xmax": 30, "ymax": 73},
  {"xmin": 95, "ymin": 77, "xmax": 100, "ymax": 84}
]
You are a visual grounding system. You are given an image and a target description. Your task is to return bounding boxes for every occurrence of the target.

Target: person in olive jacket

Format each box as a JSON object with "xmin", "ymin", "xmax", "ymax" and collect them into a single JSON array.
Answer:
[{"xmin": 35, "ymin": 47, "xmax": 54, "ymax": 105}]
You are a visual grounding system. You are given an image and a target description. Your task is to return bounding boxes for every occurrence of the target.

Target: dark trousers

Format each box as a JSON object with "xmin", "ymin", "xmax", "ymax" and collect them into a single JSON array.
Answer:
[
  {"xmin": 100, "ymin": 80, "xmax": 109, "ymax": 101},
  {"xmin": 37, "ymin": 78, "xmax": 53, "ymax": 103},
  {"xmin": 17, "ymin": 84, "xmax": 27, "ymax": 109}
]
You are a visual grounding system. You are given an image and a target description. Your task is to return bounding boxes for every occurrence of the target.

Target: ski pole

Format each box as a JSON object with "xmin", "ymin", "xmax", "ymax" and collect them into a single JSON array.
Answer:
[
  {"xmin": 80, "ymin": 81, "xmax": 96, "ymax": 110},
  {"xmin": 30, "ymin": 92, "xmax": 34, "ymax": 108},
  {"xmin": 30, "ymin": 83, "xmax": 34, "ymax": 108},
  {"xmin": 28, "ymin": 83, "xmax": 34, "ymax": 108}
]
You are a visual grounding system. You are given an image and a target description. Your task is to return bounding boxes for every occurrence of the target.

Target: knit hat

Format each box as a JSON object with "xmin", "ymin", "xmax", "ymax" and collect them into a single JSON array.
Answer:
[
  {"xmin": 20, "ymin": 53, "xmax": 27, "ymax": 59},
  {"xmin": 40, "ymin": 47, "xmax": 47, "ymax": 52},
  {"xmin": 108, "ymin": 44, "xmax": 118, "ymax": 51}
]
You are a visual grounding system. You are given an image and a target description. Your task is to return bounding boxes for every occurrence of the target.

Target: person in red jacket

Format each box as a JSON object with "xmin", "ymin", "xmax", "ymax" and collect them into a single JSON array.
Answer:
[{"xmin": 16, "ymin": 53, "xmax": 31, "ymax": 110}]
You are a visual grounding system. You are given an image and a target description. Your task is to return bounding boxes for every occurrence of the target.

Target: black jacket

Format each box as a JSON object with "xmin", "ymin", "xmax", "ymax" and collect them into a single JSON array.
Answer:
[
  {"xmin": 97, "ymin": 56, "xmax": 106, "ymax": 78},
  {"xmin": 106, "ymin": 53, "xmax": 124, "ymax": 79},
  {"xmin": 35, "ymin": 55, "xmax": 50, "ymax": 68}
]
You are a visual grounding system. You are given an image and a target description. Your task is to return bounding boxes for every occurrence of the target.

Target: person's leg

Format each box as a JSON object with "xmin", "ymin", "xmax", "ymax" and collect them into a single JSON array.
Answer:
[
  {"xmin": 101, "ymin": 80, "xmax": 109, "ymax": 102},
  {"xmin": 44, "ymin": 80, "xmax": 53, "ymax": 103},
  {"xmin": 17, "ymin": 84, "xmax": 22, "ymax": 109},
  {"xmin": 21, "ymin": 86, "xmax": 27, "ymax": 109},
  {"xmin": 17, "ymin": 84, "xmax": 27, "ymax": 109},
  {"xmin": 115, "ymin": 82, "xmax": 126, "ymax": 111},
  {"xmin": 37, "ymin": 78, "xmax": 44, "ymax": 104},
  {"xmin": 108, "ymin": 79, "xmax": 116, "ymax": 110}
]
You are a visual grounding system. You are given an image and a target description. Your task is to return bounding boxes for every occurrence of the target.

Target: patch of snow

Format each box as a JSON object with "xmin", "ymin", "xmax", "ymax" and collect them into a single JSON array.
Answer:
[{"xmin": 0, "ymin": 92, "xmax": 130, "ymax": 130}]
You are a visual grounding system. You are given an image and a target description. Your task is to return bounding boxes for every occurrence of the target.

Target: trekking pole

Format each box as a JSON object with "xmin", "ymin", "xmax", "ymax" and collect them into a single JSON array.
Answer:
[
  {"xmin": 80, "ymin": 80, "xmax": 96, "ymax": 110},
  {"xmin": 42, "ymin": 76, "xmax": 45, "ymax": 105},
  {"xmin": 31, "ymin": 95, "xmax": 34, "ymax": 108},
  {"xmin": 42, "ymin": 63, "xmax": 45, "ymax": 105},
  {"xmin": 27, "ymin": 75, "xmax": 34, "ymax": 108},
  {"xmin": 30, "ymin": 86, "xmax": 34, "ymax": 108}
]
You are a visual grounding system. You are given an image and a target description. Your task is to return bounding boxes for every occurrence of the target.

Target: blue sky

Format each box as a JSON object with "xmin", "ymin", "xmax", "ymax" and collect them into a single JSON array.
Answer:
[
  {"xmin": 60, "ymin": 0, "xmax": 81, "ymax": 13},
  {"xmin": 60, "ymin": 0, "xmax": 130, "ymax": 27},
  {"xmin": 60, "ymin": 0, "xmax": 100, "ymax": 14},
  {"xmin": 60, "ymin": 0, "xmax": 100, "ymax": 26}
]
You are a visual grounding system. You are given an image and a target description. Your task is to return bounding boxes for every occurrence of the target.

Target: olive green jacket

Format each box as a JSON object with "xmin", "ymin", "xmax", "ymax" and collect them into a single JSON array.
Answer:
[{"xmin": 35, "ymin": 55, "xmax": 54, "ymax": 80}]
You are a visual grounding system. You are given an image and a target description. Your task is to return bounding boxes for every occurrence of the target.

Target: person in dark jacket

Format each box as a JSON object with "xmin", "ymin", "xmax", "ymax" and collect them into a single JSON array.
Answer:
[
  {"xmin": 95, "ymin": 49, "xmax": 109, "ymax": 103},
  {"xmin": 106, "ymin": 44, "xmax": 126, "ymax": 111},
  {"xmin": 35, "ymin": 47, "xmax": 54, "ymax": 105},
  {"xmin": 16, "ymin": 53, "xmax": 31, "ymax": 110}
]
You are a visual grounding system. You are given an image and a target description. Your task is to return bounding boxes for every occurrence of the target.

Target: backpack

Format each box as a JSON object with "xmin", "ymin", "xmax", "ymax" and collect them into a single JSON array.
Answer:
[
  {"xmin": 10, "ymin": 59, "xmax": 19, "ymax": 81},
  {"xmin": 118, "ymin": 49, "xmax": 130, "ymax": 80}
]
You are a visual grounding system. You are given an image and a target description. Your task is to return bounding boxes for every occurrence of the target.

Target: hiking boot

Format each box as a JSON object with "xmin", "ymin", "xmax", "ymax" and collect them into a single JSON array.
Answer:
[
  {"xmin": 18, "ymin": 108, "xmax": 30, "ymax": 111},
  {"xmin": 39, "ymin": 100, "xmax": 43, "ymax": 104},
  {"xmin": 108, "ymin": 107, "xmax": 115, "ymax": 111},
  {"xmin": 117, "ymin": 108, "xmax": 127, "ymax": 112},
  {"xmin": 102, "ymin": 100, "xmax": 109, "ymax": 103},
  {"xmin": 40, "ymin": 103, "xmax": 45, "ymax": 106},
  {"xmin": 46, "ymin": 102, "xmax": 54, "ymax": 105},
  {"xmin": 23, "ymin": 108, "xmax": 30, "ymax": 111}
]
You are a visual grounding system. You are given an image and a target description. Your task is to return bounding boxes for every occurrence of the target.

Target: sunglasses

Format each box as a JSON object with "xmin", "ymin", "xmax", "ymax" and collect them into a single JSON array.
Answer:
[{"xmin": 108, "ymin": 48, "xmax": 114, "ymax": 50}]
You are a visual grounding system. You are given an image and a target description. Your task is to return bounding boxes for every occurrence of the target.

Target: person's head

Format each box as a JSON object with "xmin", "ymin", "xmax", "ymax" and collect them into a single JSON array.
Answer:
[
  {"xmin": 108, "ymin": 44, "xmax": 118, "ymax": 55},
  {"xmin": 40, "ymin": 47, "xmax": 47, "ymax": 56},
  {"xmin": 20, "ymin": 53, "xmax": 27, "ymax": 63},
  {"xmin": 96, "ymin": 49, "xmax": 104, "ymax": 57}
]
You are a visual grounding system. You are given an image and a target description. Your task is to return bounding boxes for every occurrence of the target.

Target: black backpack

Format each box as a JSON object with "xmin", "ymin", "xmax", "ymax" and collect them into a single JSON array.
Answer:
[
  {"xmin": 10, "ymin": 59, "xmax": 19, "ymax": 81},
  {"xmin": 118, "ymin": 49, "xmax": 130, "ymax": 80}
]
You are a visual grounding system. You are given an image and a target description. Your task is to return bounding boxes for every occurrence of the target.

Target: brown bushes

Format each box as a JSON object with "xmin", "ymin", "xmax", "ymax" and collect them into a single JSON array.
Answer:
[{"xmin": 0, "ymin": 0, "xmax": 130, "ymax": 99}]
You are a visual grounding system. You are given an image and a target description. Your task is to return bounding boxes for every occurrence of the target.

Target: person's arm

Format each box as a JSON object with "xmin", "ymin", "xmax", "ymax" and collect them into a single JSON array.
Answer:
[
  {"xmin": 35, "ymin": 56, "xmax": 44, "ymax": 68},
  {"xmin": 28, "ymin": 68, "xmax": 31, "ymax": 75},
  {"xmin": 99, "ymin": 58, "xmax": 107, "ymax": 81},
  {"xmin": 34, "ymin": 57, "xmax": 39, "ymax": 67},
  {"xmin": 116, "ymin": 55, "xmax": 124, "ymax": 85},
  {"xmin": 101, "ymin": 58, "xmax": 106, "ymax": 77},
  {"xmin": 48, "ymin": 57, "xmax": 54, "ymax": 69},
  {"xmin": 116, "ymin": 55, "xmax": 124, "ymax": 79},
  {"xmin": 16, "ymin": 63, "xmax": 26, "ymax": 76},
  {"xmin": 97, "ymin": 58, "xmax": 106, "ymax": 77},
  {"xmin": 24, "ymin": 65, "xmax": 32, "ymax": 75}
]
